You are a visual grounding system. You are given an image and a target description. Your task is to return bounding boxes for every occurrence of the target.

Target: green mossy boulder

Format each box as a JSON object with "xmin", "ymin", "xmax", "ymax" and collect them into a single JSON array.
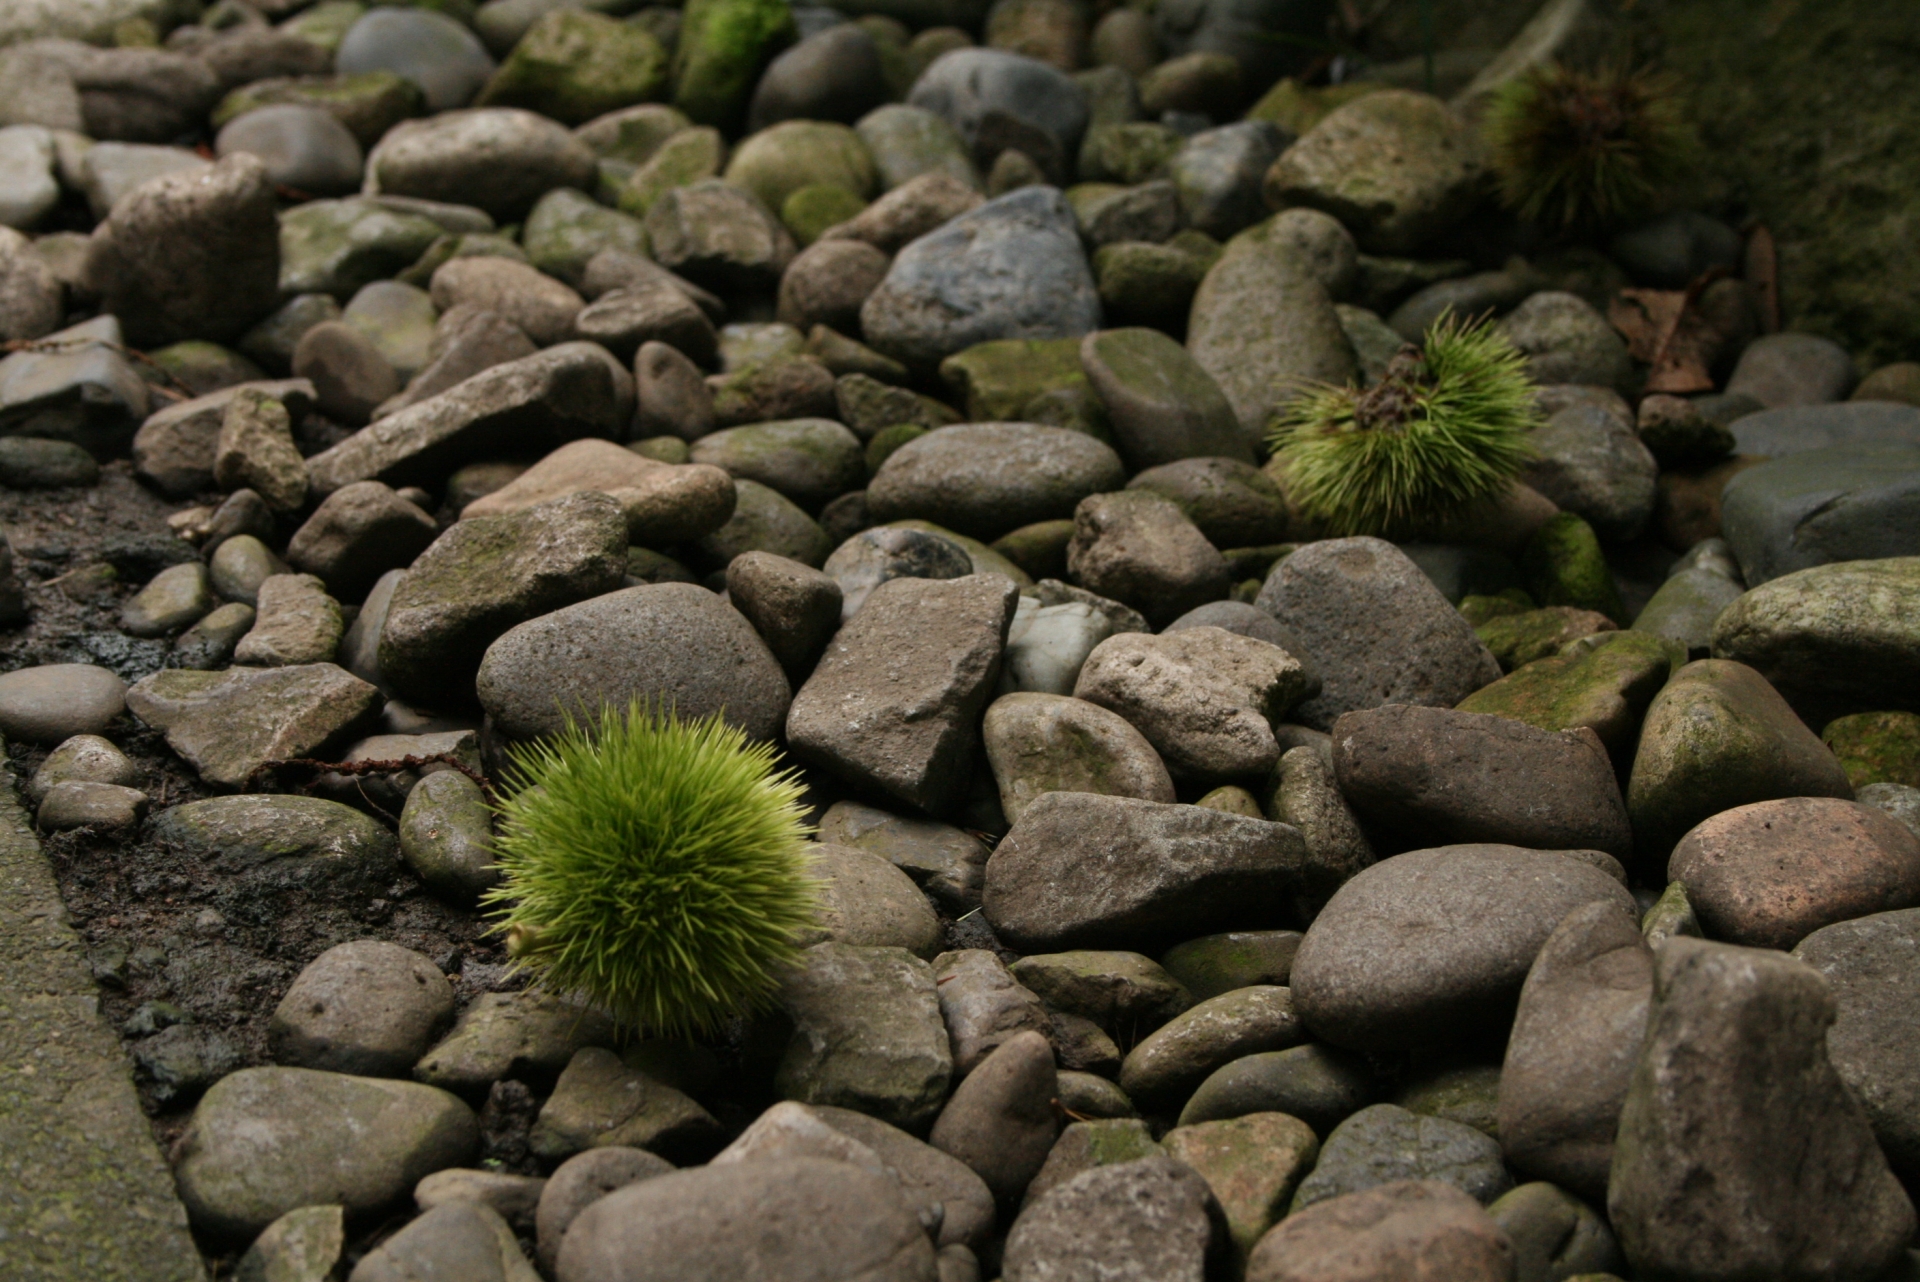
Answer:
[
  {"xmin": 1822, "ymin": 711, "xmax": 1920, "ymax": 789},
  {"xmin": 1473, "ymin": 606, "xmax": 1617, "ymax": 672},
  {"xmin": 1458, "ymin": 629, "xmax": 1675, "ymax": 766},
  {"xmin": 938, "ymin": 338, "xmax": 1091, "ymax": 422},
  {"xmin": 1521, "ymin": 513, "xmax": 1629, "ymax": 625},
  {"xmin": 671, "ymin": 0, "xmax": 797, "ymax": 131},
  {"xmin": 724, "ymin": 120, "xmax": 877, "ymax": 215},
  {"xmin": 616, "ymin": 125, "xmax": 726, "ymax": 217},
  {"xmin": 213, "ymin": 72, "xmax": 424, "ymax": 150},
  {"xmin": 782, "ymin": 184, "xmax": 868, "ymax": 246},
  {"xmin": 1077, "ymin": 122, "xmax": 1184, "ymax": 186},
  {"xmin": 1160, "ymin": 931, "xmax": 1303, "ymax": 1003},
  {"xmin": 477, "ymin": 9, "xmax": 668, "ymax": 126},
  {"xmin": 521, "ymin": 187, "xmax": 649, "ymax": 286}
]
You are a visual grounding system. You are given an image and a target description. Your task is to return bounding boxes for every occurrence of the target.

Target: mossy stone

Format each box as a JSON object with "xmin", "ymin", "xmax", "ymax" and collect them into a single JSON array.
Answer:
[
  {"xmin": 1160, "ymin": 931, "xmax": 1303, "ymax": 1003},
  {"xmin": 724, "ymin": 120, "xmax": 878, "ymax": 215},
  {"xmin": 281, "ymin": 0, "xmax": 370, "ymax": 51},
  {"xmin": 1077, "ymin": 122, "xmax": 1183, "ymax": 186},
  {"xmin": 781, "ymin": 183, "xmax": 868, "ymax": 247},
  {"xmin": 695, "ymin": 477, "xmax": 832, "ymax": 569},
  {"xmin": 145, "ymin": 342, "xmax": 265, "ymax": 398},
  {"xmin": 864, "ymin": 423, "xmax": 925, "ymax": 478},
  {"xmin": 279, "ymin": 198, "xmax": 444, "ymax": 298},
  {"xmin": 1458, "ymin": 589, "xmax": 1533, "ymax": 627},
  {"xmin": 1246, "ymin": 77, "xmax": 1386, "ymax": 136},
  {"xmin": 394, "ymin": 232, "xmax": 528, "ymax": 287},
  {"xmin": 855, "ymin": 102, "xmax": 980, "ymax": 193},
  {"xmin": 521, "ymin": 187, "xmax": 649, "ymax": 286},
  {"xmin": 1640, "ymin": 879, "xmax": 1702, "ymax": 943},
  {"xmin": 476, "ymin": 9, "xmax": 668, "ymax": 126},
  {"xmin": 991, "ymin": 519, "xmax": 1076, "ymax": 581},
  {"xmin": 1822, "ymin": 711, "xmax": 1920, "ymax": 789},
  {"xmin": 616, "ymin": 126, "xmax": 725, "ymax": 218},
  {"xmin": 1093, "ymin": 232, "xmax": 1219, "ymax": 331},
  {"xmin": 1521, "ymin": 513, "xmax": 1628, "ymax": 625},
  {"xmin": 576, "ymin": 103, "xmax": 691, "ymax": 163},
  {"xmin": 1474, "ymin": 606, "xmax": 1616, "ymax": 672},
  {"xmin": 213, "ymin": 71, "xmax": 423, "ymax": 150},
  {"xmin": 671, "ymin": 0, "xmax": 797, "ymax": 131},
  {"xmin": 1025, "ymin": 1119, "xmax": 1162, "ymax": 1208},
  {"xmin": 1457, "ymin": 629, "xmax": 1675, "ymax": 765},
  {"xmin": 938, "ymin": 337, "xmax": 1090, "ymax": 421},
  {"xmin": 1392, "ymin": 1063, "xmax": 1501, "ymax": 1140}
]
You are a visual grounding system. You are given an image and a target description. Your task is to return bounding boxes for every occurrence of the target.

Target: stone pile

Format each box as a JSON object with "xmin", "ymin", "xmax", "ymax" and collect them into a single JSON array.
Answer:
[{"xmin": 0, "ymin": 0, "xmax": 1919, "ymax": 1280}]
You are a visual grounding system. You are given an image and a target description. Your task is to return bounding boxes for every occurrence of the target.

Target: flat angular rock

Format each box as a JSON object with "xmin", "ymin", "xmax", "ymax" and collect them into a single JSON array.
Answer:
[
  {"xmin": 287, "ymin": 481, "xmax": 438, "ymax": 602},
  {"xmin": 0, "ymin": 313, "xmax": 150, "ymax": 457},
  {"xmin": 934, "ymin": 948, "xmax": 1053, "ymax": 1077},
  {"xmin": 132, "ymin": 378, "xmax": 314, "ymax": 498},
  {"xmin": 787, "ymin": 574, "xmax": 1017, "ymax": 816},
  {"xmin": 127, "ymin": 663, "xmax": 379, "ymax": 788},
  {"xmin": 816, "ymin": 800, "xmax": 993, "ymax": 913},
  {"xmin": 982, "ymin": 691, "xmax": 1175, "ymax": 824},
  {"xmin": 379, "ymin": 491, "xmax": 628, "ymax": 710},
  {"xmin": 150, "ymin": 794, "xmax": 399, "ymax": 902},
  {"xmin": 645, "ymin": 179, "xmax": 794, "ymax": 293},
  {"xmin": 462, "ymin": 441, "xmax": 733, "ymax": 547},
  {"xmin": 1626, "ymin": 658, "xmax": 1854, "ymax": 866},
  {"xmin": 1711, "ymin": 557, "xmax": 1920, "ymax": 724},
  {"xmin": 529, "ymin": 1047, "xmax": 724, "ymax": 1164},
  {"xmin": 477, "ymin": 583, "xmax": 790, "ymax": 743},
  {"xmin": 867, "ymin": 421, "xmax": 1126, "ymax": 541},
  {"xmin": 1610, "ymin": 938, "xmax": 1917, "ymax": 1282},
  {"xmin": 555, "ymin": 1157, "xmax": 937, "ymax": 1282},
  {"xmin": 1794, "ymin": 908, "xmax": 1920, "ymax": 1180},
  {"xmin": 305, "ymin": 344, "xmax": 627, "ymax": 496},
  {"xmin": 1255, "ymin": 536, "xmax": 1500, "ymax": 730},
  {"xmin": 1290, "ymin": 844, "xmax": 1637, "ymax": 1054},
  {"xmin": 1247, "ymin": 1180, "xmax": 1514, "ymax": 1282},
  {"xmin": 1669, "ymin": 796, "xmax": 1920, "ymax": 951},
  {"xmin": 414, "ymin": 990, "xmax": 616, "ymax": 1095},
  {"xmin": 725, "ymin": 551, "xmax": 842, "ymax": 683},
  {"xmin": 173, "ymin": 1066, "xmax": 477, "ymax": 1242},
  {"xmin": 983, "ymin": 791, "xmax": 1314, "ymax": 951},
  {"xmin": 1002, "ymin": 1155, "xmax": 1220, "ymax": 1282},
  {"xmin": 1075, "ymin": 628, "xmax": 1311, "ymax": 783},
  {"xmin": 776, "ymin": 943, "xmax": 953, "ymax": 1133},
  {"xmin": 234, "ymin": 573, "xmax": 343, "ymax": 668},
  {"xmin": 1291, "ymin": 1103, "xmax": 1512, "ymax": 1213},
  {"xmin": 1331, "ymin": 703, "xmax": 1632, "ymax": 859},
  {"xmin": 861, "ymin": 185, "xmax": 1101, "ymax": 371},
  {"xmin": 1497, "ymin": 900, "xmax": 1652, "ymax": 1204}
]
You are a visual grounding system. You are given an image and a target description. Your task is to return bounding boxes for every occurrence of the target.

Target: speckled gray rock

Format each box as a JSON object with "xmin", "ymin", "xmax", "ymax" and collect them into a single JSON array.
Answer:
[
  {"xmin": 982, "ymin": 691, "xmax": 1175, "ymax": 824},
  {"xmin": 1065, "ymin": 490, "xmax": 1230, "ymax": 628},
  {"xmin": 645, "ymin": 179, "xmax": 795, "ymax": 294},
  {"xmin": 398, "ymin": 768, "xmax": 497, "ymax": 904},
  {"xmin": 1074, "ymin": 627, "xmax": 1310, "ymax": 783},
  {"xmin": 907, "ymin": 49, "xmax": 1089, "ymax": 183},
  {"xmin": 378, "ymin": 491, "xmax": 628, "ymax": 710},
  {"xmin": 233, "ymin": 573, "xmax": 344, "ymax": 668},
  {"xmin": 535, "ymin": 1147, "xmax": 675, "ymax": 1273},
  {"xmin": 1266, "ymin": 745, "xmax": 1373, "ymax": 906},
  {"xmin": 861, "ymin": 186, "xmax": 1101, "ymax": 370},
  {"xmin": 983, "ymin": 791, "xmax": 1313, "ymax": 951},
  {"xmin": 83, "ymin": 152, "xmax": 280, "ymax": 346},
  {"xmin": 867, "ymin": 422, "xmax": 1125, "ymax": 541},
  {"xmin": 149, "ymin": 794, "xmax": 399, "ymax": 903},
  {"xmin": 269, "ymin": 940, "xmax": 455, "ymax": 1078},
  {"xmin": 348, "ymin": 1200, "xmax": 538, "ymax": 1282},
  {"xmin": 1291, "ymin": 845, "xmax": 1637, "ymax": 1053},
  {"xmin": 776, "ymin": 942, "xmax": 954, "ymax": 1133},
  {"xmin": 368, "ymin": 108, "xmax": 594, "ymax": 222},
  {"xmin": 36, "ymin": 780, "xmax": 147, "ymax": 830},
  {"xmin": 413, "ymin": 990, "xmax": 617, "ymax": 1095},
  {"xmin": 1498, "ymin": 899, "xmax": 1651, "ymax": 1204},
  {"xmin": 555, "ymin": 1157, "xmax": 938, "ymax": 1282},
  {"xmin": 1331, "ymin": 703, "xmax": 1632, "ymax": 859},
  {"xmin": 932, "ymin": 949, "xmax": 1054, "ymax": 1078},
  {"xmin": 1002, "ymin": 1155, "xmax": 1219, "ymax": 1282},
  {"xmin": 788, "ymin": 574, "xmax": 1016, "ymax": 815},
  {"xmin": 724, "ymin": 551, "xmax": 843, "ymax": 682},
  {"xmin": 529, "ymin": 1047, "xmax": 724, "ymax": 1164},
  {"xmin": 803, "ymin": 843, "xmax": 943, "ymax": 959},
  {"xmin": 234, "ymin": 1204, "xmax": 347, "ymax": 1282},
  {"xmin": 1169, "ymin": 121, "xmax": 1288, "ymax": 241},
  {"xmin": 696, "ymin": 477, "xmax": 834, "ymax": 569},
  {"xmin": 125, "ymin": 664, "xmax": 380, "ymax": 789},
  {"xmin": 1263, "ymin": 91, "xmax": 1481, "ymax": 256},
  {"xmin": 1248, "ymin": 1179, "xmax": 1515, "ymax": 1282},
  {"xmin": 1291, "ymin": 1104, "xmax": 1512, "ymax": 1213},
  {"xmin": 1187, "ymin": 211, "xmax": 1355, "ymax": 450},
  {"xmin": 173, "ymin": 1066, "xmax": 477, "ymax": 1241},
  {"xmin": 1525, "ymin": 385, "xmax": 1658, "ymax": 543},
  {"xmin": 286, "ymin": 481, "xmax": 438, "ymax": 603},
  {"xmin": 1255, "ymin": 536, "xmax": 1500, "ymax": 730},
  {"xmin": 1609, "ymin": 938, "xmax": 1917, "ymax": 1282},
  {"xmin": 816, "ymin": 800, "xmax": 993, "ymax": 914},
  {"xmin": 27, "ymin": 733, "xmax": 140, "ymax": 802},
  {"xmin": 477, "ymin": 582, "xmax": 790, "ymax": 743},
  {"xmin": 1502, "ymin": 292, "xmax": 1635, "ymax": 396}
]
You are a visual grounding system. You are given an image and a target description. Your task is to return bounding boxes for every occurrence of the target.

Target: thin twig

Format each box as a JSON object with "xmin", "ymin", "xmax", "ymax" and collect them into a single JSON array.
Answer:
[{"xmin": 244, "ymin": 753, "xmax": 496, "ymax": 805}]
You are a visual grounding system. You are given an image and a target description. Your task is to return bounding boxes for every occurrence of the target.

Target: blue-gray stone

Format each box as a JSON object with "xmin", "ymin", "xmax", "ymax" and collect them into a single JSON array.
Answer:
[
  {"xmin": 337, "ymin": 8, "xmax": 497, "ymax": 114},
  {"xmin": 1720, "ymin": 443, "xmax": 1920, "ymax": 585},
  {"xmin": 1730, "ymin": 401, "xmax": 1920, "ymax": 456},
  {"xmin": 907, "ymin": 49, "xmax": 1089, "ymax": 184}
]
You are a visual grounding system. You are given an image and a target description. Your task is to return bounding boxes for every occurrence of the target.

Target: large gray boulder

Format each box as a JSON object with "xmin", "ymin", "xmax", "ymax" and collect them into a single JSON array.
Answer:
[
  {"xmin": 1610, "ymin": 938, "xmax": 1916, "ymax": 1282},
  {"xmin": 477, "ymin": 583, "xmax": 790, "ymax": 743},
  {"xmin": 860, "ymin": 185, "xmax": 1100, "ymax": 371}
]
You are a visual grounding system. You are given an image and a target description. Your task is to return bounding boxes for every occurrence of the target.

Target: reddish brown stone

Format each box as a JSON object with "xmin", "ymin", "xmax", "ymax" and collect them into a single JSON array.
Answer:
[{"xmin": 1670, "ymin": 797, "xmax": 1920, "ymax": 950}]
